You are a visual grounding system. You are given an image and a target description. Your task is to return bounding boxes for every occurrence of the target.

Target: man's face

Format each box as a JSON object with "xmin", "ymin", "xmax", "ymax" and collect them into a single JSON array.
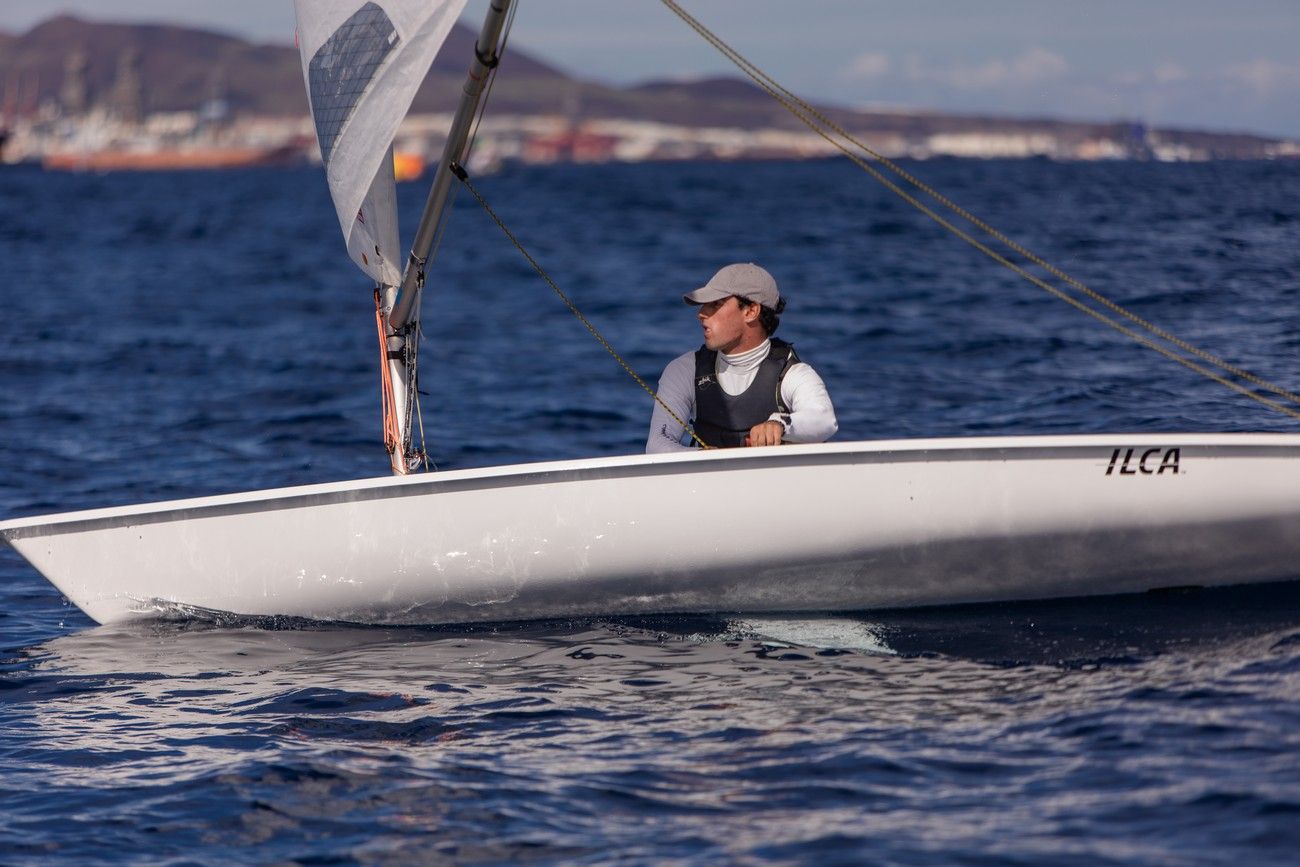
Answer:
[{"xmin": 696, "ymin": 296, "xmax": 757, "ymax": 353}]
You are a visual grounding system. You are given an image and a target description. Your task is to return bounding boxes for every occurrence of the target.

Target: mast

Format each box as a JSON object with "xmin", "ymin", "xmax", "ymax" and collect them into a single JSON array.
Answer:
[
  {"xmin": 376, "ymin": 148, "xmax": 416, "ymax": 477},
  {"xmin": 292, "ymin": 1, "xmax": 473, "ymax": 476},
  {"xmin": 388, "ymin": 0, "xmax": 514, "ymax": 330}
]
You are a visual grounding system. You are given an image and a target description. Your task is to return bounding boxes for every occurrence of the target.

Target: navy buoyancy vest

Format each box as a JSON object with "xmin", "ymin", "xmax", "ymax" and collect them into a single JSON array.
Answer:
[{"xmin": 692, "ymin": 338, "xmax": 798, "ymax": 448}]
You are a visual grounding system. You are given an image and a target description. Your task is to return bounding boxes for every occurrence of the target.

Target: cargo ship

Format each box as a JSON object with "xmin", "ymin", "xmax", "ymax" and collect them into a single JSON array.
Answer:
[{"xmin": 42, "ymin": 140, "xmax": 307, "ymax": 172}]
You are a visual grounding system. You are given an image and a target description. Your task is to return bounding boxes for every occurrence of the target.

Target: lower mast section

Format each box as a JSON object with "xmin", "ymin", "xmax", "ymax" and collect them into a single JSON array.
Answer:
[{"xmin": 374, "ymin": 286, "xmax": 424, "ymax": 475}]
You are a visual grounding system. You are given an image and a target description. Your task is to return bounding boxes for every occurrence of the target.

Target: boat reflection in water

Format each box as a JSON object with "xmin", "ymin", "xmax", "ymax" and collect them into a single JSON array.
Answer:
[{"xmin": 11, "ymin": 581, "xmax": 1299, "ymax": 751}]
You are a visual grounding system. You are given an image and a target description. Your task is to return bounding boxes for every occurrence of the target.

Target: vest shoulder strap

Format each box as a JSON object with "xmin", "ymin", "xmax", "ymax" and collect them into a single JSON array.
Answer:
[
  {"xmin": 694, "ymin": 339, "xmax": 798, "ymax": 377},
  {"xmin": 769, "ymin": 338, "xmax": 797, "ymax": 414}
]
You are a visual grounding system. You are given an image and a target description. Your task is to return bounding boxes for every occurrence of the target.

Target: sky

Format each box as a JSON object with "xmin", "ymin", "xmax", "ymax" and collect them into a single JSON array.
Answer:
[{"xmin": 3, "ymin": 1, "xmax": 1299, "ymax": 139}]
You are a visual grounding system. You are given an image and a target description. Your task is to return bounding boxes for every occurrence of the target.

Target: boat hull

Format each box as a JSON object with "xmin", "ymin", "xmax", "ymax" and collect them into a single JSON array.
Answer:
[{"xmin": 4, "ymin": 434, "xmax": 1300, "ymax": 626}]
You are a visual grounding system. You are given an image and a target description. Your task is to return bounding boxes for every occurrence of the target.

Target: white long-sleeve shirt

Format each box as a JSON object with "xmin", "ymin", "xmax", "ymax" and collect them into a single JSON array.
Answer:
[{"xmin": 645, "ymin": 339, "xmax": 838, "ymax": 453}]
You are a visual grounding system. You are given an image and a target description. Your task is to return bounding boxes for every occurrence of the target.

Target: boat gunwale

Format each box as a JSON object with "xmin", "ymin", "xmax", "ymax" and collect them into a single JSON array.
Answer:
[{"xmin": 4, "ymin": 432, "xmax": 1300, "ymax": 540}]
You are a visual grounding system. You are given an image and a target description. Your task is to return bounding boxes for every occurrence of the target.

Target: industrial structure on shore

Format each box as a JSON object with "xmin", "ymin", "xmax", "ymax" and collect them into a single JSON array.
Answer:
[{"xmin": 2, "ymin": 16, "xmax": 1297, "ymax": 172}]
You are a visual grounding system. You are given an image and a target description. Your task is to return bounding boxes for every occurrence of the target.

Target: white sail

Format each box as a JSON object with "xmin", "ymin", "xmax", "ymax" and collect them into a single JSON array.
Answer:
[{"xmin": 293, "ymin": 0, "xmax": 469, "ymax": 285}]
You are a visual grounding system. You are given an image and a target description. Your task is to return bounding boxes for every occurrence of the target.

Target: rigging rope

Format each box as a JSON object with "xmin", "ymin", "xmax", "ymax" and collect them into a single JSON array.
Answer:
[
  {"xmin": 400, "ymin": 317, "xmax": 431, "ymax": 472},
  {"xmin": 450, "ymin": 163, "xmax": 712, "ymax": 448},
  {"xmin": 659, "ymin": 0, "xmax": 1300, "ymax": 421}
]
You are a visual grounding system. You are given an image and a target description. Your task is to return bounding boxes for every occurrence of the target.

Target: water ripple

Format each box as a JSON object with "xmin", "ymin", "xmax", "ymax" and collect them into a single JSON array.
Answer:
[{"xmin": 3, "ymin": 161, "xmax": 1300, "ymax": 861}]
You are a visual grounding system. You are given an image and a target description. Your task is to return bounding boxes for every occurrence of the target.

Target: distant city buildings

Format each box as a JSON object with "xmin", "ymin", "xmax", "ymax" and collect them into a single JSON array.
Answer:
[
  {"xmin": 2, "ymin": 37, "xmax": 1297, "ymax": 171},
  {"xmin": 9, "ymin": 108, "xmax": 1297, "ymax": 173}
]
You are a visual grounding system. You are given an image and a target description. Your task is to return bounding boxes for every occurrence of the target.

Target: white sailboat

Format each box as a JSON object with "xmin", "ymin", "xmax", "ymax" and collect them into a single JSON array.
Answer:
[{"xmin": 3, "ymin": 0, "xmax": 1299, "ymax": 627}]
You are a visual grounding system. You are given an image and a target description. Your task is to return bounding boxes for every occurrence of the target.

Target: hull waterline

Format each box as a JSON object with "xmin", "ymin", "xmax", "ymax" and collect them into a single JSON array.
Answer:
[{"xmin": 4, "ymin": 434, "xmax": 1300, "ymax": 626}]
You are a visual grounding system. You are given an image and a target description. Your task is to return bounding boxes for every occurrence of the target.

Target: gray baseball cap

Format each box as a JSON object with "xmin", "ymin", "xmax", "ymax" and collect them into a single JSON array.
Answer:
[{"xmin": 683, "ymin": 263, "xmax": 781, "ymax": 308}]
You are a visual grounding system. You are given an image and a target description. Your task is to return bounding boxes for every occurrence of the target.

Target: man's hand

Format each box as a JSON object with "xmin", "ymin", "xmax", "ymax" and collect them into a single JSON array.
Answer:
[{"xmin": 743, "ymin": 420, "xmax": 786, "ymax": 448}]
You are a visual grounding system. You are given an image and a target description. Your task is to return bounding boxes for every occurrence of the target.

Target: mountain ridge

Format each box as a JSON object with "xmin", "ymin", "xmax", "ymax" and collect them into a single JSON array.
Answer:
[{"xmin": 0, "ymin": 15, "xmax": 1293, "ymax": 159}]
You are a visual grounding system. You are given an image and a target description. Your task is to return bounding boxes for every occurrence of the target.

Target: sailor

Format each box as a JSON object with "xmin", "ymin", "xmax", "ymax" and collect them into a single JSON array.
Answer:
[{"xmin": 646, "ymin": 263, "xmax": 838, "ymax": 452}]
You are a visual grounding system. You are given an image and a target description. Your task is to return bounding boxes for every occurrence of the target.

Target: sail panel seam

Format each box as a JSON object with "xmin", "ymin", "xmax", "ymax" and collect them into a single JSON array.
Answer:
[{"xmin": 307, "ymin": 2, "xmax": 401, "ymax": 168}]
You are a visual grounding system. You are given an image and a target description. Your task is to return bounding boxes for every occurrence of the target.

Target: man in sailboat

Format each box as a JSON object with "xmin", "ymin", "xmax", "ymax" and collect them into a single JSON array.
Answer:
[{"xmin": 646, "ymin": 263, "xmax": 838, "ymax": 452}]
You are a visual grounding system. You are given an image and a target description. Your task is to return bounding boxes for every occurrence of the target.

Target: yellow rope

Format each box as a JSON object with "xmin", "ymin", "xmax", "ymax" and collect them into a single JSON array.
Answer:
[
  {"xmin": 660, "ymin": 0, "xmax": 1300, "ymax": 420},
  {"xmin": 453, "ymin": 166, "xmax": 713, "ymax": 447}
]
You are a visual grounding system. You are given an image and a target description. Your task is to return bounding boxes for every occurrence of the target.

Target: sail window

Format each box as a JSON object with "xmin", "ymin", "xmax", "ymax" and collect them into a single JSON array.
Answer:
[{"xmin": 308, "ymin": 2, "xmax": 401, "ymax": 167}]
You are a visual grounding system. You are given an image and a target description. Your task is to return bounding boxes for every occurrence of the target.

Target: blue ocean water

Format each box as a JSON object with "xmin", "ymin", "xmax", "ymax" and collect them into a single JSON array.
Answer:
[{"xmin": 2, "ymin": 158, "xmax": 1299, "ymax": 863}]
